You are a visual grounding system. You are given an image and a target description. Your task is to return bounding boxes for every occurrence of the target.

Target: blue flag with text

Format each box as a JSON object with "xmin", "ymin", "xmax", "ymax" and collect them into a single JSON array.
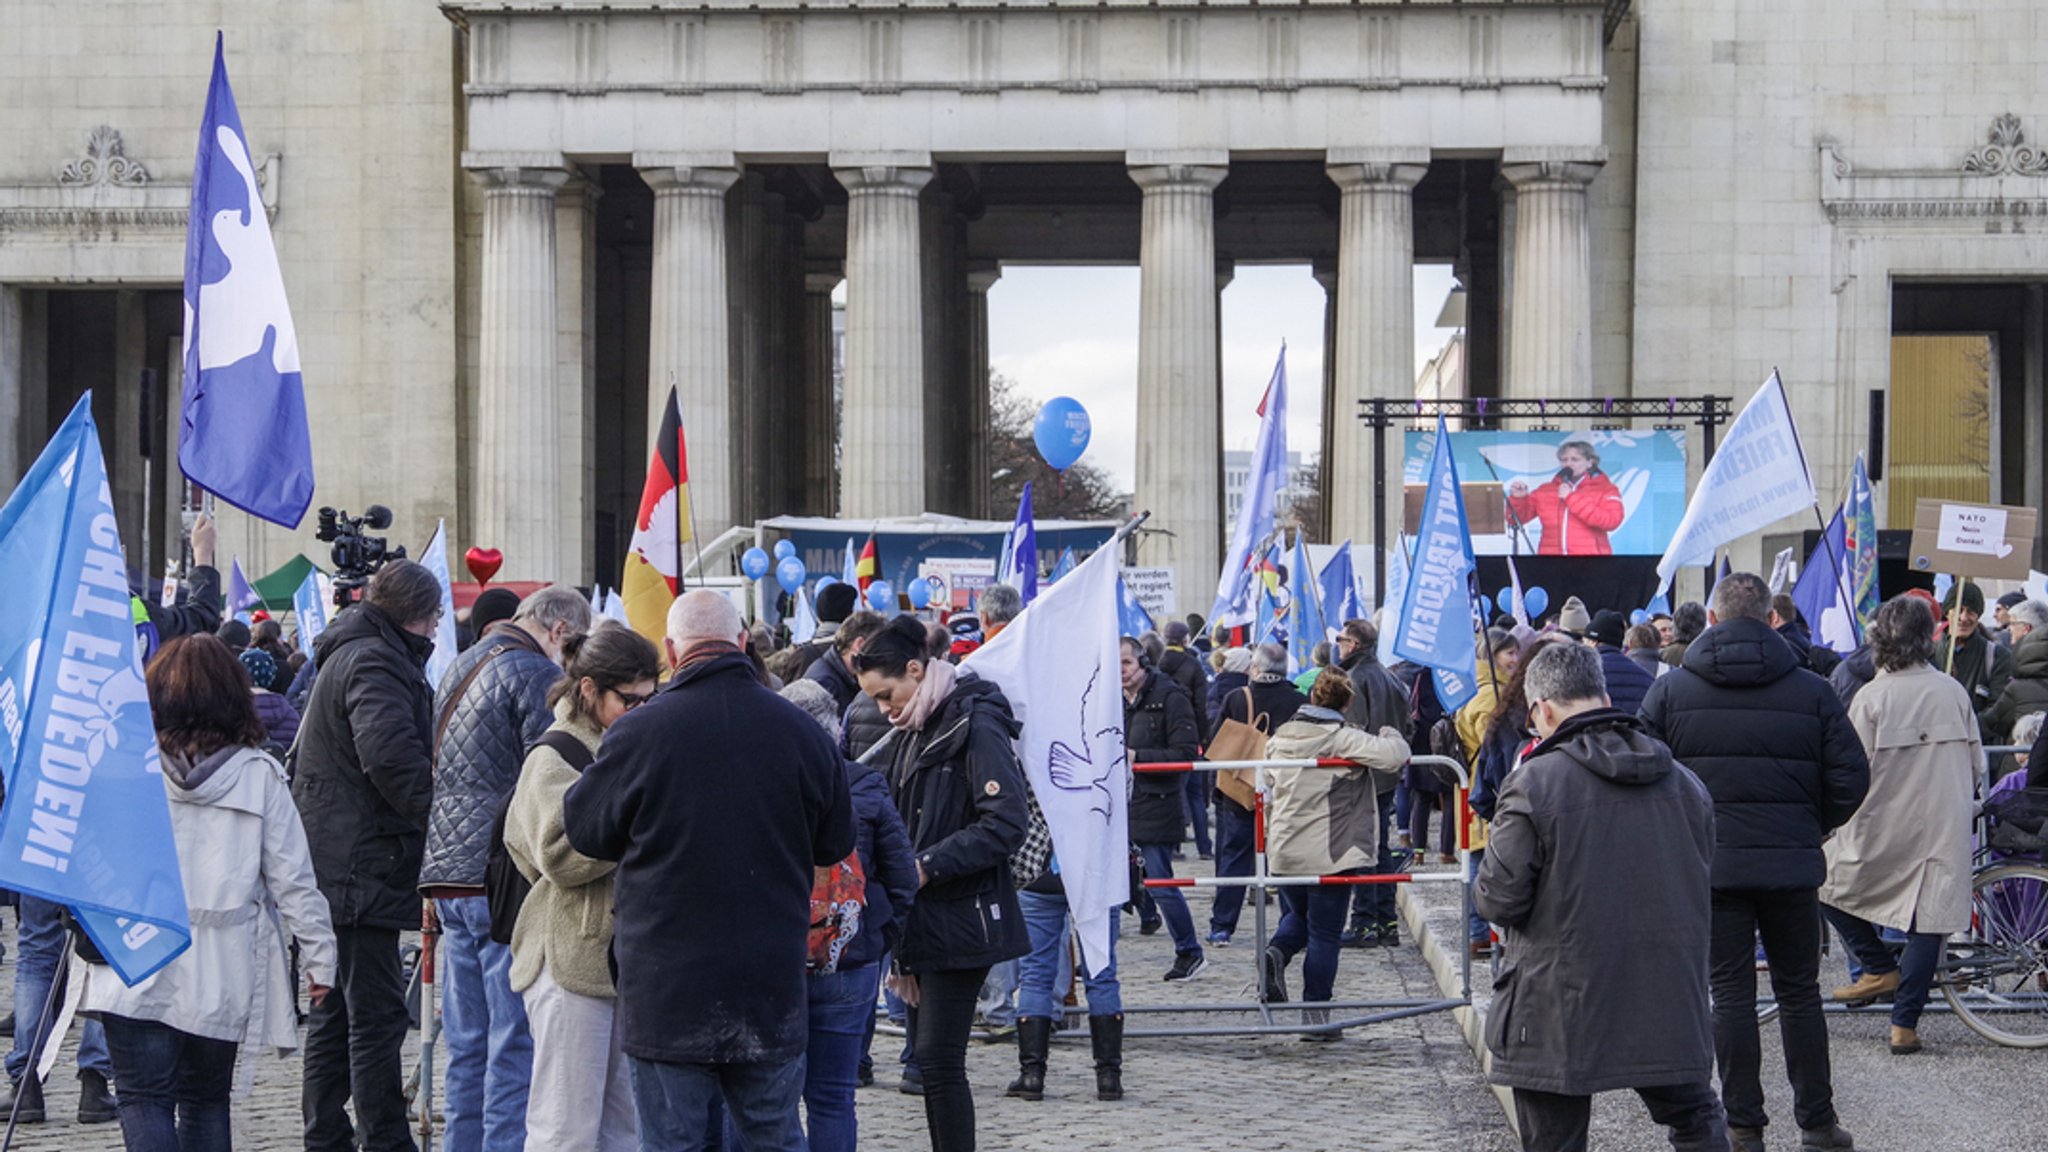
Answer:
[
  {"xmin": 180, "ymin": 35, "xmax": 315, "ymax": 528},
  {"xmin": 1393, "ymin": 417, "xmax": 1481, "ymax": 712},
  {"xmin": 1317, "ymin": 541, "xmax": 1365, "ymax": 631},
  {"xmin": 1655, "ymin": 372, "xmax": 1815, "ymax": 584},
  {"xmin": 998, "ymin": 482, "xmax": 1040, "ymax": 605},
  {"xmin": 0, "ymin": 395, "xmax": 192, "ymax": 986}
]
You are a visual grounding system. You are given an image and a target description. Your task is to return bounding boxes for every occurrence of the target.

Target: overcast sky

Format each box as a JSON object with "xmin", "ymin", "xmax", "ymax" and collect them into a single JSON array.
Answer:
[{"xmin": 989, "ymin": 264, "xmax": 1461, "ymax": 491}]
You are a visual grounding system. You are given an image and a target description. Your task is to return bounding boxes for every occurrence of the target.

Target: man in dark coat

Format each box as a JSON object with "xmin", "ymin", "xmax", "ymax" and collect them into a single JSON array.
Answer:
[
  {"xmin": 1158, "ymin": 621, "xmax": 1214, "ymax": 859},
  {"xmin": 1588, "ymin": 609, "xmax": 1655, "ymax": 716},
  {"xmin": 1121, "ymin": 637, "xmax": 1204, "ymax": 979},
  {"xmin": 805, "ymin": 610, "xmax": 885, "ymax": 714},
  {"xmin": 1477, "ymin": 642, "xmax": 1724, "ymax": 1152},
  {"xmin": 1638, "ymin": 573, "xmax": 1867, "ymax": 1152},
  {"xmin": 1940, "ymin": 580, "xmax": 2014, "ymax": 719},
  {"xmin": 787, "ymin": 580, "xmax": 859, "ymax": 673},
  {"xmin": 1207, "ymin": 645, "xmax": 1307, "ymax": 945},
  {"xmin": 292, "ymin": 560, "xmax": 443, "ymax": 1152},
  {"xmin": 564, "ymin": 591, "xmax": 854, "ymax": 1150},
  {"xmin": 1334, "ymin": 619, "xmax": 1412, "ymax": 946}
]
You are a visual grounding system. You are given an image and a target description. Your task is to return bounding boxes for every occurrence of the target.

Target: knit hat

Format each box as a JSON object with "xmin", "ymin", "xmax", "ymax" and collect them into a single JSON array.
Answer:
[
  {"xmin": 1943, "ymin": 580, "xmax": 1986, "ymax": 616},
  {"xmin": 1557, "ymin": 596, "xmax": 1593, "ymax": 636},
  {"xmin": 471, "ymin": 587, "xmax": 522, "ymax": 635},
  {"xmin": 1588, "ymin": 609, "xmax": 1627, "ymax": 649},
  {"xmin": 1997, "ymin": 590, "xmax": 2028, "ymax": 611},
  {"xmin": 238, "ymin": 646, "xmax": 279, "ymax": 691},
  {"xmin": 216, "ymin": 618, "xmax": 252, "ymax": 650},
  {"xmin": 817, "ymin": 582, "xmax": 859, "ymax": 624}
]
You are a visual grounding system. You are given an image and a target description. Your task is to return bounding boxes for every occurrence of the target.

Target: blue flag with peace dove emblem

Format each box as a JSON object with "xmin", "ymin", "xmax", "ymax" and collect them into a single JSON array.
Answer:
[
  {"xmin": 0, "ymin": 395, "xmax": 192, "ymax": 986},
  {"xmin": 180, "ymin": 34, "xmax": 315, "ymax": 528}
]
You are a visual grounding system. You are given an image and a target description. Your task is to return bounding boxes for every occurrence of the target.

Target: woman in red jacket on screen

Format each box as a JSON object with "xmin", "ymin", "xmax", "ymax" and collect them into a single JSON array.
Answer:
[{"xmin": 1505, "ymin": 440, "xmax": 1625, "ymax": 556}]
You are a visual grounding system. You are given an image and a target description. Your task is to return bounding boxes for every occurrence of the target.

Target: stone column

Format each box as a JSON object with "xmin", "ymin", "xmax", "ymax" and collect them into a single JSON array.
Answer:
[
  {"xmin": 1313, "ymin": 260, "xmax": 1338, "ymax": 544},
  {"xmin": 555, "ymin": 178, "xmax": 601, "ymax": 586},
  {"xmin": 834, "ymin": 160, "xmax": 934, "ymax": 519},
  {"xmin": 639, "ymin": 158, "xmax": 741, "ymax": 549},
  {"xmin": 965, "ymin": 262, "xmax": 1002, "ymax": 519},
  {"xmin": 1130, "ymin": 158, "xmax": 1228, "ymax": 617},
  {"xmin": 1501, "ymin": 155, "xmax": 1602, "ymax": 400},
  {"xmin": 472, "ymin": 162, "xmax": 570, "ymax": 582},
  {"xmin": 1327, "ymin": 153, "xmax": 1427, "ymax": 553},
  {"xmin": 803, "ymin": 265, "xmax": 843, "ymax": 516}
]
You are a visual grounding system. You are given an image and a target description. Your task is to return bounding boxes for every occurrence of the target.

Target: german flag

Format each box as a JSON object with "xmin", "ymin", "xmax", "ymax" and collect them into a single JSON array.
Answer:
[
  {"xmin": 622, "ymin": 387, "xmax": 690, "ymax": 649},
  {"xmin": 855, "ymin": 532, "xmax": 880, "ymax": 592}
]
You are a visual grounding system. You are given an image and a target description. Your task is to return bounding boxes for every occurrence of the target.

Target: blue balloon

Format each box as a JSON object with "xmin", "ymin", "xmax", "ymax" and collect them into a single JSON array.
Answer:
[
  {"xmin": 907, "ymin": 579, "xmax": 932, "ymax": 609},
  {"xmin": 1032, "ymin": 397, "xmax": 1092, "ymax": 472},
  {"xmin": 775, "ymin": 555, "xmax": 807, "ymax": 595},
  {"xmin": 741, "ymin": 547, "xmax": 771, "ymax": 581},
  {"xmin": 1524, "ymin": 587, "xmax": 1550, "ymax": 619},
  {"xmin": 773, "ymin": 539, "xmax": 797, "ymax": 562},
  {"xmin": 1629, "ymin": 608, "xmax": 1649, "ymax": 626},
  {"xmin": 1494, "ymin": 589, "xmax": 1514, "ymax": 616},
  {"xmin": 866, "ymin": 581, "xmax": 894, "ymax": 612}
]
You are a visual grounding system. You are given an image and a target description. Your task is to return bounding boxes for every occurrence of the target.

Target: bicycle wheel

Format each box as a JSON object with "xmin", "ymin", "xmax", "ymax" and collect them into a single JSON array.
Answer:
[{"xmin": 1942, "ymin": 862, "xmax": 2048, "ymax": 1048}]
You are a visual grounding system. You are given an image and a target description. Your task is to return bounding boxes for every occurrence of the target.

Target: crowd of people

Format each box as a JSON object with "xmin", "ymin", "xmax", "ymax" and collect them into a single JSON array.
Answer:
[{"xmin": 4, "ymin": 524, "xmax": 2045, "ymax": 1152}]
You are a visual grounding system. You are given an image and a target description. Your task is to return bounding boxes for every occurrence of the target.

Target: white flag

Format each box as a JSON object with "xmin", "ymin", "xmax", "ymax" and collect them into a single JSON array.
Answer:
[
  {"xmin": 601, "ymin": 587, "xmax": 629, "ymax": 625},
  {"xmin": 1767, "ymin": 547, "xmax": 1796, "ymax": 593},
  {"xmin": 965, "ymin": 545, "xmax": 1130, "ymax": 976},
  {"xmin": 789, "ymin": 588, "xmax": 819, "ymax": 644},
  {"xmin": 1376, "ymin": 543, "xmax": 1411, "ymax": 667},
  {"xmin": 1656, "ymin": 372, "xmax": 1816, "ymax": 584},
  {"xmin": 420, "ymin": 519, "xmax": 459, "ymax": 691}
]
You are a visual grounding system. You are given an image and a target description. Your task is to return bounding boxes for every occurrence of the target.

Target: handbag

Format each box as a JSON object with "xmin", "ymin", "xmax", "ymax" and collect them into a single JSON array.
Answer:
[
  {"xmin": 1206, "ymin": 686, "xmax": 1269, "ymax": 808},
  {"xmin": 1010, "ymin": 784, "xmax": 1054, "ymax": 889}
]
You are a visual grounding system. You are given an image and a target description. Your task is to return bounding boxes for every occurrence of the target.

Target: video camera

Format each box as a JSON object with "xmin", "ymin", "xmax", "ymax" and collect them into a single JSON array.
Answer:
[{"xmin": 315, "ymin": 505, "xmax": 406, "ymax": 608}]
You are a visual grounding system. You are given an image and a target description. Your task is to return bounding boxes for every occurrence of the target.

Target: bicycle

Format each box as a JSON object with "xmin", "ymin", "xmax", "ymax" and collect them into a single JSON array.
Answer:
[{"xmin": 1936, "ymin": 778, "xmax": 2048, "ymax": 1048}]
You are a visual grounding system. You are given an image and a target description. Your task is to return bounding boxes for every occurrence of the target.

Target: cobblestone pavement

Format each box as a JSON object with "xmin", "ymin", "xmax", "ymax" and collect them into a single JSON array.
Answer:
[
  {"xmin": 1408, "ymin": 870, "xmax": 2048, "ymax": 1152},
  {"xmin": 0, "ymin": 862, "xmax": 1518, "ymax": 1152}
]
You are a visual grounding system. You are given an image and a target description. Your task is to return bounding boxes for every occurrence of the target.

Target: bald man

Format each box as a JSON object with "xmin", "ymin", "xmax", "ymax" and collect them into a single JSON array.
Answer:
[{"xmin": 564, "ymin": 591, "xmax": 854, "ymax": 1150}]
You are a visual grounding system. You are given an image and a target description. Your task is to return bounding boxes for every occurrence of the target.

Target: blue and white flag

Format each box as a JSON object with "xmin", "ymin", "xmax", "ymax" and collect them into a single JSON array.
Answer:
[
  {"xmin": 790, "ymin": 589, "xmax": 820, "ymax": 645},
  {"xmin": 1656, "ymin": 372, "xmax": 1816, "ymax": 584},
  {"xmin": 1117, "ymin": 577, "xmax": 1156, "ymax": 639},
  {"xmin": 1287, "ymin": 533, "xmax": 1326, "ymax": 675},
  {"xmin": 419, "ymin": 520, "xmax": 458, "ymax": 691},
  {"xmin": 1791, "ymin": 507, "xmax": 1859, "ymax": 655},
  {"xmin": 998, "ymin": 483, "xmax": 1039, "ymax": 605},
  {"xmin": 292, "ymin": 568, "xmax": 328, "ymax": 660},
  {"xmin": 966, "ymin": 545, "xmax": 1129, "ymax": 977},
  {"xmin": 1211, "ymin": 348, "xmax": 1288, "ymax": 626},
  {"xmin": 1394, "ymin": 416, "xmax": 1481, "ymax": 713},
  {"xmin": 226, "ymin": 557, "xmax": 262, "ymax": 623},
  {"xmin": 1317, "ymin": 540, "xmax": 1365, "ymax": 634},
  {"xmin": 1846, "ymin": 454, "xmax": 1879, "ymax": 630},
  {"xmin": 1645, "ymin": 588, "xmax": 1671, "ymax": 618},
  {"xmin": 1505, "ymin": 556, "xmax": 1531, "ymax": 630},
  {"xmin": 1376, "ymin": 543, "xmax": 1411, "ymax": 667},
  {"xmin": 1049, "ymin": 547, "xmax": 1077, "ymax": 584},
  {"xmin": 0, "ymin": 395, "xmax": 191, "ymax": 986},
  {"xmin": 842, "ymin": 538, "xmax": 859, "ymax": 587},
  {"xmin": 179, "ymin": 36, "xmax": 315, "ymax": 528}
]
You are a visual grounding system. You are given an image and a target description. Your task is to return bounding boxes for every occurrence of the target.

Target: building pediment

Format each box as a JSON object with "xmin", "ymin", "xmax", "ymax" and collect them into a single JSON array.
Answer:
[
  {"xmin": 1820, "ymin": 114, "xmax": 2048, "ymax": 229},
  {"xmin": 0, "ymin": 126, "xmax": 279, "ymax": 250}
]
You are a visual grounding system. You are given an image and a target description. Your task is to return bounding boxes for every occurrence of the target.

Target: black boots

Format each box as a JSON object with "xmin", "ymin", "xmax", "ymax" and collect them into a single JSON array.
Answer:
[
  {"xmin": 1089, "ymin": 1014, "xmax": 1123, "ymax": 1101},
  {"xmin": 0, "ymin": 1074, "xmax": 45, "ymax": 1124},
  {"xmin": 77, "ymin": 1069, "xmax": 118, "ymax": 1124},
  {"xmin": 1004, "ymin": 1017, "xmax": 1052, "ymax": 1101}
]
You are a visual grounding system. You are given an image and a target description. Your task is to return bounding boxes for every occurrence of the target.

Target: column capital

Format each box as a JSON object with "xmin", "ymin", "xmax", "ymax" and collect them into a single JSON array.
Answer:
[
  {"xmin": 463, "ymin": 154, "xmax": 573, "ymax": 194},
  {"xmin": 637, "ymin": 161, "xmax": 741, "ymax": 195},
  {"xmin": 1327, "ymin": 159, "xmax": 1428, "ymax": 193},
  {"xmin": 966, "ymin": 260, "xmax": 1002, "ymax": 294},
  {"xmin": 1128, "ymin": 161, "xmax": 1228, "ymax": 193},
  {"xmin": 1500, "ymin": 148, "xmax": 1606, "ymax": 190},
  {"xmin": 831, "ymin": 162, "xmax": 935, "ymax": 197}
]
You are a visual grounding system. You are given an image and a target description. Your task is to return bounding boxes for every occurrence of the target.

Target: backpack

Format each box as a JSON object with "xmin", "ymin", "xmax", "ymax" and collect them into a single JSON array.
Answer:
[
  {"xmin": 486, "ymin": 730, "xmax": 594, "ymax": 946},
  {"xmin": 808, "ymin": 850, "xmax": 869, "ymax": 974}
]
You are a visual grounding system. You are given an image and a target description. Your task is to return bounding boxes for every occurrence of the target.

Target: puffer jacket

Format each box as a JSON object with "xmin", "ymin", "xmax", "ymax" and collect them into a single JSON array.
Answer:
[
  {"xmin": 421, "ymin": 624, "xmax": 559, "ymax": 888},
  {"xmin": 1596, "ymin": 644, "xmax": 1655, "ymax": 717},
  {"xmin": 292, "ymin": 603, "xmax": 436, "ymax": 929},
  {"xmin": 1982, "ymin": 632, "xmax": 2048, "ymax": 746},
  {"xmin": 885, "ymin": 673, "xmax": 1031, "ymax": 974},
  {"xmin": 806, "ymin": 648, "xmax": 862, "ymax": 714},
  {"xmin": 1830, "ymin": 643, "xmax": 1876, "ymax": 708},
  {"xmin": 841, "ymin": 757, "xmax": 919, "ymax": 972},
  {"xmin": 1159, "ymin": 647, "xmax": 1210, "ymax": 736},
  {"xmin": 251, "ymin": 689, "xmax": 300, "ymax": 753},
  {"xmin": 506, "ymin": 702, "xmax": 615, "ymax": 999},
  {"xmin": 1125, "ymin": 671, "xmax": 1201, "ymax": 846},
  {"xmin": 1638, "ymin": 616, "xmax": 1869, "ymax": 891},
  {"xmin": 842, "ymin": 691, "xmax": 892, "ymax": 761},
  {"xmin": 1262, "ymin": 706, "xmax": 1406, "ymax": 876}
]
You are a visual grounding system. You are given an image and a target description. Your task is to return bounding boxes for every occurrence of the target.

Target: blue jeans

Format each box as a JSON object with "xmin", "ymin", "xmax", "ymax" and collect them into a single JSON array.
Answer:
[
  {"xmin": 435, "ymin": 896, "xmax": 532, "ymax": 1152},
  {"xmin": 1467, "ymin": 850, "xmax": 1490, "ymax": 943},
  {"xmin": 8, "ymin": 894, "xmax": 111, "ymax": 1079},
  {"xmin": 1017, "ymin": 890, "xmax": 1122, "ymax": 1018},
  {"xmin": 804, "ymin": 965, "xmax": 880, "ymax": 1152},
  {"xmin": 1271, "ymin": 873, "xmax": 1358, "ymax": 1002},
  {"xmin": 1351, "ymin": 790, "xmax": 1401, "ymax": 929},
  {"xmin": 631, "ymin": 1054, "xmax": 806, "ymax": 1152},
  {"xmin": 1209, "ymin": 800, "xmax": 1256, "ymax": 936},
  {"xmin": 976, "ymin": 959, "xmax": 1018, "ymax": 1027},
  {"xmin": 1137, "ymin": 843, "xmax": 1200, "ymax": 956},
  {"xmin": 1183, "ymin": 772, "xmax": 1213, "ymax": 856},
  {"xmin": 1823, "ymin": 907, "xmax": 1943, "ymax": 1030},
  {"xmin": 99, "ymin": 1014, "xmax": 236, "ymax": 1152}
]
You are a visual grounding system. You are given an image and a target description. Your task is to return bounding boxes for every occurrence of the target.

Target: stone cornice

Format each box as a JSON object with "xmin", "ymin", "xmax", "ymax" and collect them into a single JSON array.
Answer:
[
  {"xmin": 1819, "ymin": 118, "xmax": 2048, "ymax": 227},
  {"xmin": 0, "ymin": 153, "xmax": 279, "ymax": 243}
]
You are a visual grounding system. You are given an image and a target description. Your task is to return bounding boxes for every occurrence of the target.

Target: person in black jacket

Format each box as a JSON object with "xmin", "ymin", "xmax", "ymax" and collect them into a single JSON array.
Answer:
[
  {"xmin": 1588, "ymin": 609, "xmax": 1655, "ymax": 717},
  {"xmin": 1638, "ymin": 573, "xmax": 1868, "ymax": 1152},
  {"xmin": 1121, "ymin": 637, "xmax": 1206, "ymax": 981},
  {"xmin": 564, "ymin": 591, "xmax": 854, "ymax": 1152},
  {"xmin": 291, "ymin": 560, "xmax": 443, "ymax": 1152},
  {"xmin": 805, "ymin": 610, "xmax": 886, "ymax": 713},
  {"xmin": 1334, "ymin": 619, "xmax": 1412, "ymax": 946},
  {"xmin": 1207, "ymin": 647, "xmax": 1307, "ymax": 945},
  {"xmin": 855, "ymin": 615, "xmax": 1028, "ymax": 1152},
  {"xmin": 1159, "ymin": 621, "xmax": 1214, "ymax": 859}
]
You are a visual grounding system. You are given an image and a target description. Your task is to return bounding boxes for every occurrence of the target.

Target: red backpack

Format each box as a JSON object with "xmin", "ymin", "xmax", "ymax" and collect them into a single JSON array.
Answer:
[{"xmin": 808, "ymin": 852, "xmax": 868, "ymax": 974}]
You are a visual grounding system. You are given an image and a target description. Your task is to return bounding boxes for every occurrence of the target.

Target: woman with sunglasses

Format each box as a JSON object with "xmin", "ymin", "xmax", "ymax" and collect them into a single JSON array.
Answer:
[{"xmin": 502, "ymin": 621, "xmax": 662, "ymax": 1152}]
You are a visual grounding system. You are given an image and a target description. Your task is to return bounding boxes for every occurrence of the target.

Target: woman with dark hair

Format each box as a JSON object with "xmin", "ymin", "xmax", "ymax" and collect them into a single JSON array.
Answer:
[
  {"xmin": 854, "ymin": 614, "xmax": 1029, "ymax": 1152},
  {"xmin": 504, "ymin": 622, "xmax": 662, "ymax": 1152},
  {"xmin": 81, "ymin": 635, "xmax": 335, "ymax": 1152},
  {"xmin": 1819, "ymin": 594, "xmax": 1978, "ymax": 1056},
  {"xmin": 1504, "ymin": 439, "xmax": 1625, "ymax": 556}
]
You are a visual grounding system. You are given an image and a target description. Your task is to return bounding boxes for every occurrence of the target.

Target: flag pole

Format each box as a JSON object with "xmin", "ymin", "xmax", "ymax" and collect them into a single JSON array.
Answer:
[{"xmin": 670, "ymin": 375, "xmax": 695, "ymax": 593}]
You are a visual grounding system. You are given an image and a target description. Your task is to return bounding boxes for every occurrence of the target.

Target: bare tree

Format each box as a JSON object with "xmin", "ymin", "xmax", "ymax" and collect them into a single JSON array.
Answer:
[{"xmin": 988, "ymin": 372, "xmax": 1127, "ymax": 520}]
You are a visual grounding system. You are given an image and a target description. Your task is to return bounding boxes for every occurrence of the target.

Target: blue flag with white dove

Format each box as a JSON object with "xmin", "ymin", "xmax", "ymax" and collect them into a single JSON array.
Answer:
[
  {"xmin": 1791, "ymin": 507, "xmax": 1858, "ymax": 656},
  {"xmin": 1117, "ymin": 577, "xmax": 1156, "ymax": 639},
  {"xmin": 1393, "ymin": 416, "xmax": 1481, "ymax": 713},
  {"xmin": 1317, "ymin": 540, "xmax": 1365, "ymax": 634},
  {"xmin": 0, "ymin": 395, "xmax": 192, "ymax": 986},
  {"xmin": 1049, "ymin": 547, "xmax": 1077, "ymax": 584},
  {"xmin": 292, "ymin": 568, "xmax": 328, "ymax": 660},
  {"xmin": 1211, "ymin": 348, "xmax": 1288, "ymax": 626},
  {"xmin": 998, "ymin": 482, "xmax": 1039, "ymax": 605},
  {"xmin": 180, "ymin": 35, "xmax": 315, "ymax": 528}
]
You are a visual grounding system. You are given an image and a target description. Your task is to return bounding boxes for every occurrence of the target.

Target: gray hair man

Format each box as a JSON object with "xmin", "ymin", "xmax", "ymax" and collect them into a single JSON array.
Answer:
[
  {"xmin": 419, "ymin": 582, "xmax": 593, "ymax": 1147},
  {"xmin": 979, "ymin": 582, "xmax": 1024, "ymax": 641},
  {"xmin": 1983, "ymin": 599, "xmax": 2048, "ymax": 753},
  {"xmin": 1476, "ymin": 642, "xmax": 1725, "ymax": 1152}
]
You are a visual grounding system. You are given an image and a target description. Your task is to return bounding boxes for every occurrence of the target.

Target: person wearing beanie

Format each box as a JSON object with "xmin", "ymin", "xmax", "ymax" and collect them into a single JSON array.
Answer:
[
  {"xmin": 216, "ymin": 617, "xmax": 253, "ymax": 652},
  {"xmin": 1588, "ymin": 609, "xmax": 1654, "ymax": 716},
  {"xmin": 1991, "ymin": 589, "xmax": 2028, "ymax": 648},
  {"xmin": 461, "ymin": 586, "xmax": 523, "ymax": 654},
  {"xmin": 1939, "ymin": 581, "xmax": 2012, "ymax": 718},
  {"xmin": 239, "ymin": 646, "xmax": 303, "ymax": 752},
  {"xmin": 1556, "ymin": 596, "xmax": 1593, "ymax": 639}
]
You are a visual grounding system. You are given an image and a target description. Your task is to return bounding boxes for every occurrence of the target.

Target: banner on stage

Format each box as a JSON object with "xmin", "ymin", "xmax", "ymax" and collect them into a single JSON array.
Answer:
[
  {"xmin": 1403, "ymin": 428, "xmax": 1688, "ymax": 558},
  {"xmin": 1120, "ymin": 567, "xmax": 1177, "ymax": 621},
  {"xmin": 918, "ymin": 557, "xmax": 996, "ymax": 611}
]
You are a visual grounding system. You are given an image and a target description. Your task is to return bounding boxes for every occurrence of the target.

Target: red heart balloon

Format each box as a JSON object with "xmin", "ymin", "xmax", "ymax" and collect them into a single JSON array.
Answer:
[{"xmin": 465, "ymin": 546, "xmax": 504, "ymax": 586}]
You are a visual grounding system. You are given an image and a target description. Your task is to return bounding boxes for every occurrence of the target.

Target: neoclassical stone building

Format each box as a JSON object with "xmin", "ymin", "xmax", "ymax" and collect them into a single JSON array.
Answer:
[{"xmin": 3, "ymin": 1, "xmax": 2045, "ymax": 598}]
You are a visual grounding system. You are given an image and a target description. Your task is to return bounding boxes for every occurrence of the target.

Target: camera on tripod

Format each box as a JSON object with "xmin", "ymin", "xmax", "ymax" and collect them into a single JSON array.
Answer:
[{"xmin": 315, "ymin": 505, "xmax": 406, "ymax": 608}]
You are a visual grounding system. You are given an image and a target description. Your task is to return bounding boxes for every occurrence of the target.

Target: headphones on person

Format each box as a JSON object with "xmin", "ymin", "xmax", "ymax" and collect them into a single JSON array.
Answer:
[{"xmin": 1123, "ymin": 638, "xmax": 1153, "ymax": 670}]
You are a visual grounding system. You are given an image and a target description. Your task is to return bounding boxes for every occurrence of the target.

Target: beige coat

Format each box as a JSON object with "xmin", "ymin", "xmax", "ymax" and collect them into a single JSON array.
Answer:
[
  {"xmin": 1819, "ymin": 663, "xmax": 1978, "ymax": 935},
  {"xmin": 504, "ymin": 701, "xmax": 618, "ymax": 999},
  {"xmin": 1263, "ymin": 707, "xmax": 1408, "ymax": 876}
]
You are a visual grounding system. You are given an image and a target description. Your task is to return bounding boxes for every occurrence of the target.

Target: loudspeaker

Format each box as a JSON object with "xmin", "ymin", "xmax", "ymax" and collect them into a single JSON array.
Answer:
[{"xmin": 1867, "ymin": 389, "xmax": 1885, "ymax": 481}]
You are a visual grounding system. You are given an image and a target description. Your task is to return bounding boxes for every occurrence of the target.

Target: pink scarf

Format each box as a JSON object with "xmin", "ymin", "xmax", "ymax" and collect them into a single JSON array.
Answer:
[{"xmin": 891, "ymin": 659, "xmax": 958, "ymax": 732}]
